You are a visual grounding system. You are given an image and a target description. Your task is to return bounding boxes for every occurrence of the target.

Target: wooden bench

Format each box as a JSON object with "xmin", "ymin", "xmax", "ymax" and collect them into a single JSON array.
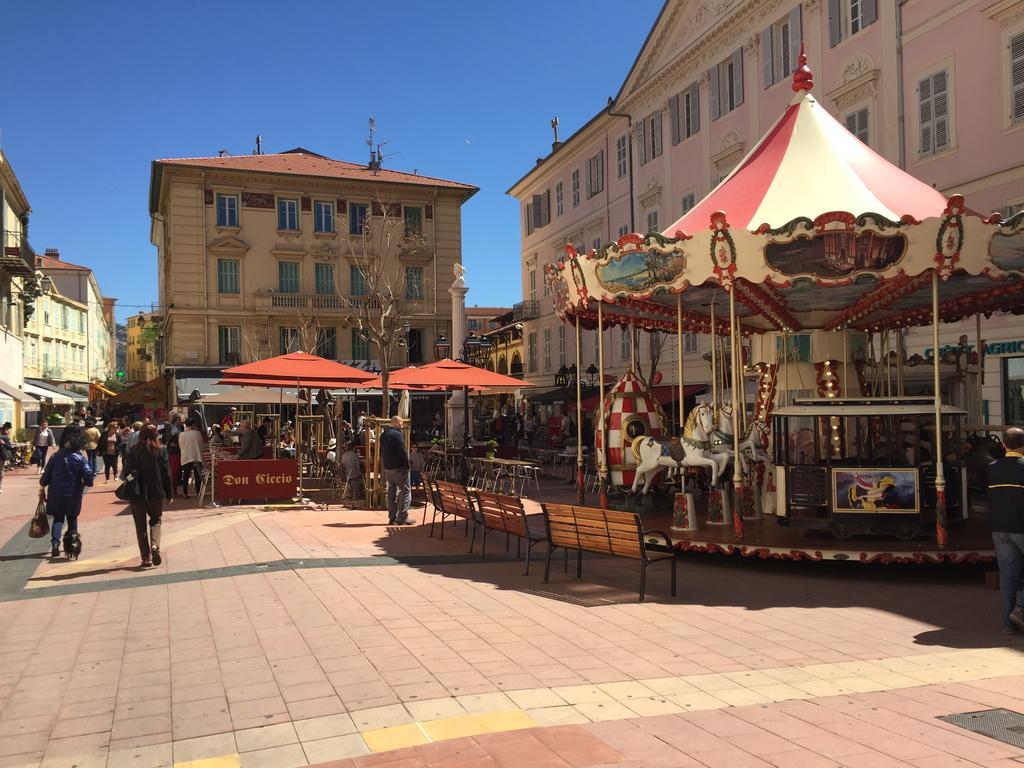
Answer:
[
  {"xmin": 429, "ymin": 480, "xmax": 481, "ymax": 544},
  {"xmin": 473, "ymin": 490, "xmax": 547, "ymax": 573},
  {"xmin": 540, "ymin": 503, "xmax": 677, "ymax": 602}
]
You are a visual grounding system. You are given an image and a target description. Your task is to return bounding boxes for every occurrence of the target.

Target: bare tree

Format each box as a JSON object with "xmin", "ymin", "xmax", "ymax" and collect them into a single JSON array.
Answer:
[
  {"xmin": 646, "ymin": 330, "xmax": 667, "ymax": 388},
  {"xmin": 336, "ymin": 192, "xmax": 426, "ymax": 417}
]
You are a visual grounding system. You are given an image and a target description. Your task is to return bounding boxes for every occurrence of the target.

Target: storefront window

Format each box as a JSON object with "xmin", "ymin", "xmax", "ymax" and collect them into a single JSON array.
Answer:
[{"xmin": 1004, "ymin": 357, "xmax": 1024, "ymax": 425}]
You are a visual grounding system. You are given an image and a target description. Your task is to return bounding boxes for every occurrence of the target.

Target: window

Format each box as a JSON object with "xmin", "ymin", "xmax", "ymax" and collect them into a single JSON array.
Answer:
[
  {"xmin": 558, "ymin": 325, "xmax": 566, "ymax": 366},
  {"xmin": 616, "ymin": 135, "xmax": 628, "ymax": 178},
  {"xmin": 543, "ymin": 264, "xmax": 550, "ymax": 296},
  {"xmin": 571, "ymin": 169, "xmax": 580, "ymax": 207},
  {"xmin": 313, "ymin": 200, "xmax": 334, "ymax": 233},
  {"xmin": 829, "ymin": 0, "xmax": 877, "ymax": 47},
  {"xmin": 684, "ymin": 332, "xmax": 699, "ymax": 354},
  {"xmin": 407, "ymin": 328, "xmax": 423, "ymax": 364},
  {"xmin": 404, "ymin": 206, "xmax": 423, "ymax": 236},
  {"xmin": 620, "ymin": 328, "xmax": 630, "ymax": 361},
  {"xmin": 528, "ymin": 331, "xmax": 538, "ymax": 373},
  {"xmin": 845, "ymin": 108, "xmax": 869, "ymax": 144},
  {"xmin": 556, "ymin": 182, "xmax": 564, "ymax": 216},
  {"xmin": 217, "ymin": 258, "xmax": 240, "ymax": 293},
  {"xmin": 468, "ymin": 319, "xmax": 478, "ymax": 331},
  {"xmin": 669, "ymin": 84, "xmax": 701, "ymax": 145},
  {"xmin": 218, "ymin": 326, "xmax": 240, "ymax": 364},
  {"xmin": 646, "ymin": 210, "xmax": 659, "ymax": 233},
  {"xmin": 529, "ymin": 268, "xmax": 537, "ymax": 302},
  {"xmin": 592, "ymin": 238, "xmax": 602, "ymax": 255},
  {"xmin": 61, "ymin": 305, "xmax": 69, "ymax": 329},
  {"xmin": 530, "ymin": 190, "xmax": 551, "ymax": 230},
  {"xmin": 278, "ymin": 261, "xmax": 300, "ymax": 293},
  {"xmin": 1013, "ymin": 31, "xmax": 1024, "ymax": 124},
  {"xmin": 543, "ymin": 328, "xmax": 551, "ymax": 372},
  {"xmin": 637, "ymin": 111, "xmax": 663, "ymax": 165},
  {"xmin": 280, "ymin": 327, "xmax": 300, "ymax": 354},
  {"xmin": 524, "ymin": 202, "xmax": 535, "ymax": 235},
  {"xmin": 277, "ymin": 198, "xmax": 298, "ymax": 230},
  {"xmin": 315, "ymin": 327, "xmax": 337, "ymax": 360},
  {"xmin": 762, "ymin": 8, "xmax": 801, "ymax": 86},
  {"xmin": 586, "ymin": 151, "xmax": 604, "ymax": 198},
  {"xmin": 618, "ymin": 224, "xmax": 629, "ymax": 238},
  {"xmin": 79, "ymin": 312, "xmax": 85, "ymax": 333},
  {"xmin": 405, "ymin": 267, "xmax": 424, "ymax": 299},
  {"xmin": 350, "ymin": 265, "xmax": 367, "ymax": 296},
  {"xmin": 348, "ymin": 203, "xmax": 368, "ymax": 235},
  {"xmin": 919, "ymin": 69, "xmax": 951, "ymax": 157},
  {"xmin": 681, "ymin": 193, "xmax": 696, "ymax": 214},
  {"xmin": 711, "ymin": 49, "xmax": 744, "ymax": 120},
  {"xmin": 314, "ymin": 263, "xmax": 335, "ymax": 295},
  {"xmin": 352, "ymin": 329, "xmax": 370, "ymax": 361},
  {"xmin": 216, "ymin": 194, "xmax": 238, "ymax": 227}
]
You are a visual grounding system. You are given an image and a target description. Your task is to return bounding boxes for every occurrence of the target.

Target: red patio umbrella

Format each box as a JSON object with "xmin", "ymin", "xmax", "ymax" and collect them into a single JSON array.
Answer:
[{"xmin": 218, "ymin": 352, "xmax": 376, "ymax": 388}]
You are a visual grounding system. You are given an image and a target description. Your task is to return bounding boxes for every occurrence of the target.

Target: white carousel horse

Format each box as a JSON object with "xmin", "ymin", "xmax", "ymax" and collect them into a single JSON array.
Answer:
[
  {"xmin": 716, "ymin": 403, "xmax": 772, "ymax": 474},
  {"xmin": 629, "ymin": 403, "xmax": 728, "ymax": 494}
]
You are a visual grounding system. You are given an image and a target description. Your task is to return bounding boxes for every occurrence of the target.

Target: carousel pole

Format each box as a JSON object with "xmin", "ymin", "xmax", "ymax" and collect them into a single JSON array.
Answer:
[
  {"xmin": 710, "ymin": 298, "xmax": 719, "ymax": 418},
  {"xmin": 842, "ymin": 324, "xmax": 850, "ymax": 397},
  {"xmin": 676, "ymin": 293, "xmax": 685, "ymax": 434},
  {"xmin": 597, "ymin": 301, "xmax": 609, "ymax": 509},
  {"xmin": 728, "ymin": 286, "xmax": 744, "ymax": 540},
  {"xmin": 976, "ymin": 313, "xmax": 985, "ymax": 426},
  {"xmin": 897, "ymin": 328, "xmax": 906, "ymax": 397},
  {"xmin": 575, "ymin": 315, "xmax": 585, "ymax": 505},
  {"xmin": 931, "ymin": 271, "xmax": 948, "ymax": 547}
]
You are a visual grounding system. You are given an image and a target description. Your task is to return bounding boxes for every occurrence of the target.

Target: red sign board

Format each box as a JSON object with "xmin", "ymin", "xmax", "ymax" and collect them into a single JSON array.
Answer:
[{"xmin": 215, "ymin": 459, "xmax": 297, "ymax": 500}]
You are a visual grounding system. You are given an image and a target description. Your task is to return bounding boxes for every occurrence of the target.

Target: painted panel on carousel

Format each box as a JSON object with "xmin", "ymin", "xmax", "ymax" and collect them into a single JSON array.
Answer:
[
  {"xmin": 597, "ymin": 370, "xmax": 667, "ymax": 489},
  {"xmin": 990, "ymin": 212, "xmax": 1024, "ymax": 275},
  {"xmin": 595, "ymin": 237, "xmax": 686, "ymax": 295}
]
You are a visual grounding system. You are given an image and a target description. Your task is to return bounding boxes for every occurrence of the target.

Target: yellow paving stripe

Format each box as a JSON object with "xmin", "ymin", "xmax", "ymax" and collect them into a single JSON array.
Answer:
[
  {"xmin": 362, "ymin": 710, "xmax": 538, "ymax": 753},
  {"xmin": 174, "ymin": 755, "xmax": 241, "ymax": 768}
]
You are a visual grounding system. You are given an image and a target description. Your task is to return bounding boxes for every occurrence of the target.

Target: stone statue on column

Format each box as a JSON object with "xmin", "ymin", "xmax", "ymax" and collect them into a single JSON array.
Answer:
[{"xmin": 448, "ymin": 263, "xmax": 469, "ymax": 445}]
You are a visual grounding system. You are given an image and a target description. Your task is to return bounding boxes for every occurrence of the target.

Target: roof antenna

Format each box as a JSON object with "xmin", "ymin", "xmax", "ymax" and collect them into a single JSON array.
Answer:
[
  {"xmin": 550, "ymin": 117, "xmax": 561, "ymax": 150},
  {"xmin": 254, "ymin": 134, "xmax": 262, "ymax": 155},
  {"xmin": 367, "ymin": 117, "xmax": 380, "ymax": 171},
  {"xmin": 218, "ymin": 149, "xmax": 226, "ymax": 157}
]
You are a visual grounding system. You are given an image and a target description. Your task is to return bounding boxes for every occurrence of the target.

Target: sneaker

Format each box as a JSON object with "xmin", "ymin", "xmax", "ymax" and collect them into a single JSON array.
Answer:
[
  {"xmin": 1010, "ymin": 607, "xmax": 1024, "ymax": 632},
  {"xmin": 151, "ymin": 548, "xmax": 162, "ymax": 566},
  {"xmin": 140, "ymin": 560, "xmax": 153, "ymax": 568},
  {"xmin": 50, "ymin": 546, "xmax": 60, "ymax": 559},
  {"xmin": 396, "ymin": 518, "xmax": 417, "ymax": 526}
]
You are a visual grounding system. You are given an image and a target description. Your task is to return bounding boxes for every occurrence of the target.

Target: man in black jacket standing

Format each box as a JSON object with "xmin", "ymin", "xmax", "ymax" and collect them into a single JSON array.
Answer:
[
  {"xmin": 988, "ymin": 426, "xmax": 1024, "ymax": 634},
  {"xmin": 381, "ymin": 416, "xmax": 414, "ymax": 525}
]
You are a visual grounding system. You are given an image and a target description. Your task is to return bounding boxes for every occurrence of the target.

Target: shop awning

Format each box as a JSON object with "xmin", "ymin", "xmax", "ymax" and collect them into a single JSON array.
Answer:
[
  {"xmin": 176, "ymin": 375, "xmax": 236, "ymax": 400},
  {"xmin": 527, "ymin": 386, "xmax": 601, "ymax": 405},
  {"xmin": 0, "ymin": 378, "xmax": 40, "ymax": 412},
  {"xmin": 23, "ymin": 381, "xmax": 77, "ymax": 406},
  {"xmin": 581, "ymin": 383, "xmax": 707, "ymax": 412},
  {"xmin": 111, "ymin": 376, "xmax": 170, "ymax": 407},
  {"xmin": 89, "ymin": 382, "xmax": 117, "ymax": 400},
  {"xmin": 199, "ymin": 387, "xmax": 304, "ymax": 405}
]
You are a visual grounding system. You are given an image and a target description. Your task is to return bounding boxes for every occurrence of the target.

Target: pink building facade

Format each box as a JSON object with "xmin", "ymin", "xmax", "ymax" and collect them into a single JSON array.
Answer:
[{"xmin": 508, "ymin": 0, "xmax": 1024, "ymax": 424}]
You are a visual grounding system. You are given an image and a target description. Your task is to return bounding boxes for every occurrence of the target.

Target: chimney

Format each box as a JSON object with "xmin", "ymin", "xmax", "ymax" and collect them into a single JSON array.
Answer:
[{"xmin": 45, "ymin": 248, "xmax": 59, "ymax": 260}]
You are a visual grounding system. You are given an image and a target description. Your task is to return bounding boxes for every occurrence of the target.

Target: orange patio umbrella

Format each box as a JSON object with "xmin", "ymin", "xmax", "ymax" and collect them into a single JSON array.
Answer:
[{"xmin": 218, "ymin": 352, "xmax": 377, "ymax": 389}]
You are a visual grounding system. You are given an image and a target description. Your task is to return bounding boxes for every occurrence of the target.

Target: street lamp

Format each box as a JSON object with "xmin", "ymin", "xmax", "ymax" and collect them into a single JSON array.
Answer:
[
  {"xmin": 585, "ymin": 363, "xmax": 599, "ymax": 387},
  {"xmin": 433, "ymin": 334, "xmax": 450, "ymax": 361}
]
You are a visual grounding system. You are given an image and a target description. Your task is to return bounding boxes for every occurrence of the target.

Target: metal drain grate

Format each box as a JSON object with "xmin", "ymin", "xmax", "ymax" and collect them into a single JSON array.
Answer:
[
  {"xmin": 519, "ymin": 589, "xmax": 614, "ymax": 607},
  {"xmin": 938, "ymin": 708, "xmax": 1024, "ymax": 748}
]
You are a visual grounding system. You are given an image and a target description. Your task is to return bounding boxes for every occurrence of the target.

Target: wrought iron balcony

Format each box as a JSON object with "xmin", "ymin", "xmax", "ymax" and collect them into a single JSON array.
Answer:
[
  {"xmin": 512, "ymin": 300, "xmax": 540, "ymax": 321},
  {"xmin": 1, "ymin": 230, "xmax": 36, "ymax": 277}
]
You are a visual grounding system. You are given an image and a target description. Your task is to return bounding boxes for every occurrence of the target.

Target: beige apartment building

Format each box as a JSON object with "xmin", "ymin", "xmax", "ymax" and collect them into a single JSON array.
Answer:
[
  {"xmin": 125, "ymin": 310, "xmax": 161, "ymax": 383},
  {"xmin": 509, "ymin": 0, "xmax": 1024, "ymax": 423},
  {"xmin": 149, "ymin": 147, "xmax": 476, "ymax": 396}
]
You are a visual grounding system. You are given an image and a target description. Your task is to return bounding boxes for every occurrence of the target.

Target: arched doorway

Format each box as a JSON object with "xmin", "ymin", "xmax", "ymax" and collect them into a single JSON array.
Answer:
[
  {"xmin": 498, "ymin": 355, "xmax": 508, "ymax": 375},
  {"xmin": 510, "ymin": 352, "xmax": 523, "ymax": 378}
]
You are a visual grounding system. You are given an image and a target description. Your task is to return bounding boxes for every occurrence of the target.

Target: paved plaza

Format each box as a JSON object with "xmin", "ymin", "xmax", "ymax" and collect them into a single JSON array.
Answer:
[{"xmin": 1, "ymin": 467, "xmax": 1023, "ymax": 768}]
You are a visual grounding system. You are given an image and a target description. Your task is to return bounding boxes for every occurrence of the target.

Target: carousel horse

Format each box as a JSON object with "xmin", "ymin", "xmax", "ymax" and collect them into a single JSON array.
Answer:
[
  {"xmin": 629, "ymin": 403, "xmax": 728, "ymax": 494},
  {"xmin": 716, "ymin": 403, "xmax": 772, "ymax": 474}
]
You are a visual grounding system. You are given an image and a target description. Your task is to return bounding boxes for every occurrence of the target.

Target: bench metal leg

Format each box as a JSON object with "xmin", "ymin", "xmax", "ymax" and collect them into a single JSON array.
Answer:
[
  {"xmin": 640, "ymin": 563, "xmax": 647, "ymax": 602},
  {"xmin": 524, "ymin": 540, "xmax": 531, "ymax": 575},
  {"xmin": 563, "ymin": 549, "xmax": 569, "ymax": 574},
  {"xmin": 476, "ymin": 526, "xmax": 483, "ymax": 557},
  {"xmin": 576, "ymin": 550, "xmax": 583, "ymax": 579},
  {"xmin": 544, "ymin": 545, "xmax": 554, "ymax": 583}
]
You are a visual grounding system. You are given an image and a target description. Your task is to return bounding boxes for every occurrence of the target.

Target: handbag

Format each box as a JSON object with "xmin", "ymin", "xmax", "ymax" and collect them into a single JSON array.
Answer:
[
  {"xmin": 28, "ymin": 501, "xmax": 49, "ymax": 539},
  {"xmin": 115, "ymin": 470, "xmax": 139, "ymax": 502}
]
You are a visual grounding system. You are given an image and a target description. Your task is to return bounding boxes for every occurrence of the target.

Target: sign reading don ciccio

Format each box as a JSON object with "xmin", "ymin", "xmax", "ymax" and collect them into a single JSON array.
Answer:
[{"xmin": 215, "ymin": 459, "xmax": 297, "ymax": 500}]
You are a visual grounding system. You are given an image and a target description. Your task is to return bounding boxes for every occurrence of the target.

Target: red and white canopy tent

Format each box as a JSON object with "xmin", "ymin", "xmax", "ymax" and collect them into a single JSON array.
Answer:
[{"xmin": 547, "ymin": 48, "xmax": 1024, "ymax": 542}]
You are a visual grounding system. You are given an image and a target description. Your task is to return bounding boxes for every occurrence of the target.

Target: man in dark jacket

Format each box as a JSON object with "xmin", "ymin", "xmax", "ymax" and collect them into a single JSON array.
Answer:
[
  {"xmin": 988, "ymin": 426, "xmax": 1024, "ymax": 634},
  {"xmin": 238, "ymin": 419, "xmax": 264, "ymax": 460},
  {"xmin": 381, "ymin": 416, "xmax": 413, "ymax": 525}
]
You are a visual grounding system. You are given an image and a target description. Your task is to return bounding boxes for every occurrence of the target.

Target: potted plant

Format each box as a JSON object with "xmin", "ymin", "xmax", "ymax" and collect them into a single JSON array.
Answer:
[{"xmin": 484, "ymin": 439, "xmax": 498, "ymax": 459}]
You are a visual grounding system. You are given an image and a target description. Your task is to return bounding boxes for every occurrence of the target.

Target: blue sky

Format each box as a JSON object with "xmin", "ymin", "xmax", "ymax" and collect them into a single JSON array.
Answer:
[{"xmin": 2, "ymin": 1, "xmax": 662, "ymax": 323}]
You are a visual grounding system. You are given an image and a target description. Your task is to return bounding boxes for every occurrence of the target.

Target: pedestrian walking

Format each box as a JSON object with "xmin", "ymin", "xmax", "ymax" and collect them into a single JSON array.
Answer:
[
  {"xmin": 34, "ymin": 419, "xmax": 55, "ymax": 473},
  {"xmin": 163, "ymin": 413, "xmax": 183, "ymax": 497},
  {"xmin": 0, "ymin": 422, "xmax": 13, "ymax": 492},
  {"xmin": 83, "ymin": 419, "xmax": 101, "ymax": 474},
  {"xmin": 381, "ymin": 416, "xmax": 414, "ymax": 525},
  {"xmin": 178, "ymin": 418, "xmax": 204, "ymax": 497},
  {"xmin": 39, "ymin": 425, "xmax": 94, "ymax": 559},
  {"xmin": 102, "ymin": 421, "xmax": 122, "ymax": 483},
  {"xmin": 124, "ymin": 424, "xmax": 172, "ymax": 567},
  {"xmin": 988, "ymin": 426, "xmax": 1024, "ymax": 634}
]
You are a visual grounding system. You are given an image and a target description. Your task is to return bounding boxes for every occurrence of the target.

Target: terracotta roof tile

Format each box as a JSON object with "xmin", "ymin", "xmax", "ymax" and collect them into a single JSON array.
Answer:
[
  {"xmin": 36, "ymin": 255, "xmax": 90, "ymax": 272},
  {"xmin": 153, "ymin": 150, "xmax": 477, "ymax": 192}
]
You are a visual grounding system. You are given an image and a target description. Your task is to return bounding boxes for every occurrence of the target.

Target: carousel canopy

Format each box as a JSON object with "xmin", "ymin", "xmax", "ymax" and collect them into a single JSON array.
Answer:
[{"xmin": 548, "ymin": 48, "xmax": 1023, "ymax": 338}]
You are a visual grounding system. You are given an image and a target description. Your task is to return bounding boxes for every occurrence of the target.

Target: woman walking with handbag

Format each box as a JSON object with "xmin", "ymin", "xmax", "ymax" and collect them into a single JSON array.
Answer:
[
  {"xmin": 34, "ymin": 420, "xmax": 55, "ymax": 474},
  {"xmin": 123, "ymin": 424, "xmax": 172, "ymax": 567},
  {"xmin": 39, "ymin": 425, "xmax": 93, "ymax": 559},
  {"xmin": 102, "ymin": 421, "xmax": 122, "ymax": 483}
]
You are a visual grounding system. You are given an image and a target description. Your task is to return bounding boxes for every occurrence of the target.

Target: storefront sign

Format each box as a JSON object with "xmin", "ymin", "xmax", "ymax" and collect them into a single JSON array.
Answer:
[
  {"xmin": 215, "ymin": 459, "xmax": 297, "ymax": 500},
  {"xmin": 924, "ymin": 340, "xmax": 1024, "ymax": 359}
]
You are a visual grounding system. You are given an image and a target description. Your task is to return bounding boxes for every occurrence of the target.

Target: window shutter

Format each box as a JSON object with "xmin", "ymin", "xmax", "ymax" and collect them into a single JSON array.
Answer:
[
  {"xmin": 788, "ymin": 6, "xmax": 802, "ymax": 73},
  {"xmin": 1011, "ymin": 32, "xmax": 1024, "ymax": 122},
  {"xmin": 585, "ymin": 158, "xmax": 593, "ymax": 198},
  {"xmin": 828, "ymin": 0, "xmax": 842, "ymax": 47},
  {"xmin": 932, "ymin": 70, "xmax": 949, "ymax": 150},
  {"xmin": 637, "ymin": 119, "xmax": 647, "ymax": 164},
  {"xmin": 710, "ymin": 64, "xmax": 721, "ymax": 120},
  {"xmin": 690, "ymin": 82, "xmax": 701, "ymax": 134},
  {"xmin": 652, "ymin": 111, "xmax": 663, "ymax": 157},
  {"xmin": 862, "ymin": 0, "xmax": 877, "ymax": 27},
  {"xmin": 532, "ymin": 194, "xmax": 544, "ymax": 229},
  {"xmin": 732, "ymin": 49, "xmax": 744, "ymax": 106},
  {"xmin": 669, "ymin": 93, "xmax": 680, "ymax": 145},
  {"xmin": 543, "ymin": 190, "xmax": 551, "ymax": 225},
  {"xmin": 919, "ymin": 75, "xmax": 933, "ymax": 155},
  {"xmin": 597, "ymin": 151, "xmax": 604, "ymax": 192},
  {"xmin": 761, "ymin": 28, "xmax": 773, "ymax": 87}
]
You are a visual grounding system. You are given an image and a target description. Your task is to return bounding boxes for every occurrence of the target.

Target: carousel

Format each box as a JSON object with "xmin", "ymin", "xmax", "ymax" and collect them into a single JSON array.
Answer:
[{"xmin": 547, "ymin": 48, "xmax": 1024, "ymax": 564}]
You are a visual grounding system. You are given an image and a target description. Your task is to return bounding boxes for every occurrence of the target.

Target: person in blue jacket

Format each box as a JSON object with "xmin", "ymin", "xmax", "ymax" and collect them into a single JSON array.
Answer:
[{"xmin": 39, "ymin": 425, "xmax": 94, "ymax": 559}]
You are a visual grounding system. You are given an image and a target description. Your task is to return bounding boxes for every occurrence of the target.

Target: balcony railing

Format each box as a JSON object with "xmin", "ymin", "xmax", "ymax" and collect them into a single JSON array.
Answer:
[
  {"xmin": 513, "ymin": 300, "xmax": 540, "ymax": 321},
  {"xmin": 266, "ymin": 292, "xmax": 344, "ymax": 310},
  {"xmin": 1, "ymin": 230, "xmax": 36, "ymax": 277}
]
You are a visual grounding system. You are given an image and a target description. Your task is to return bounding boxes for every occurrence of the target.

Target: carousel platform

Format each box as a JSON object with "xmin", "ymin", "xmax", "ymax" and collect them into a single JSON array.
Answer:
[{"xmin": 637, "ymin": 512, "xmax": 995, "ymax": 564}]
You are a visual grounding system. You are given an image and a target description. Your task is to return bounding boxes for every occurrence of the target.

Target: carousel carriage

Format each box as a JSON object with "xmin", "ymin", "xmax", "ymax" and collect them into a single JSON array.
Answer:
[{"xmin": 549, "ymin": 47, "xmax": 1023, "ymax": 550}]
